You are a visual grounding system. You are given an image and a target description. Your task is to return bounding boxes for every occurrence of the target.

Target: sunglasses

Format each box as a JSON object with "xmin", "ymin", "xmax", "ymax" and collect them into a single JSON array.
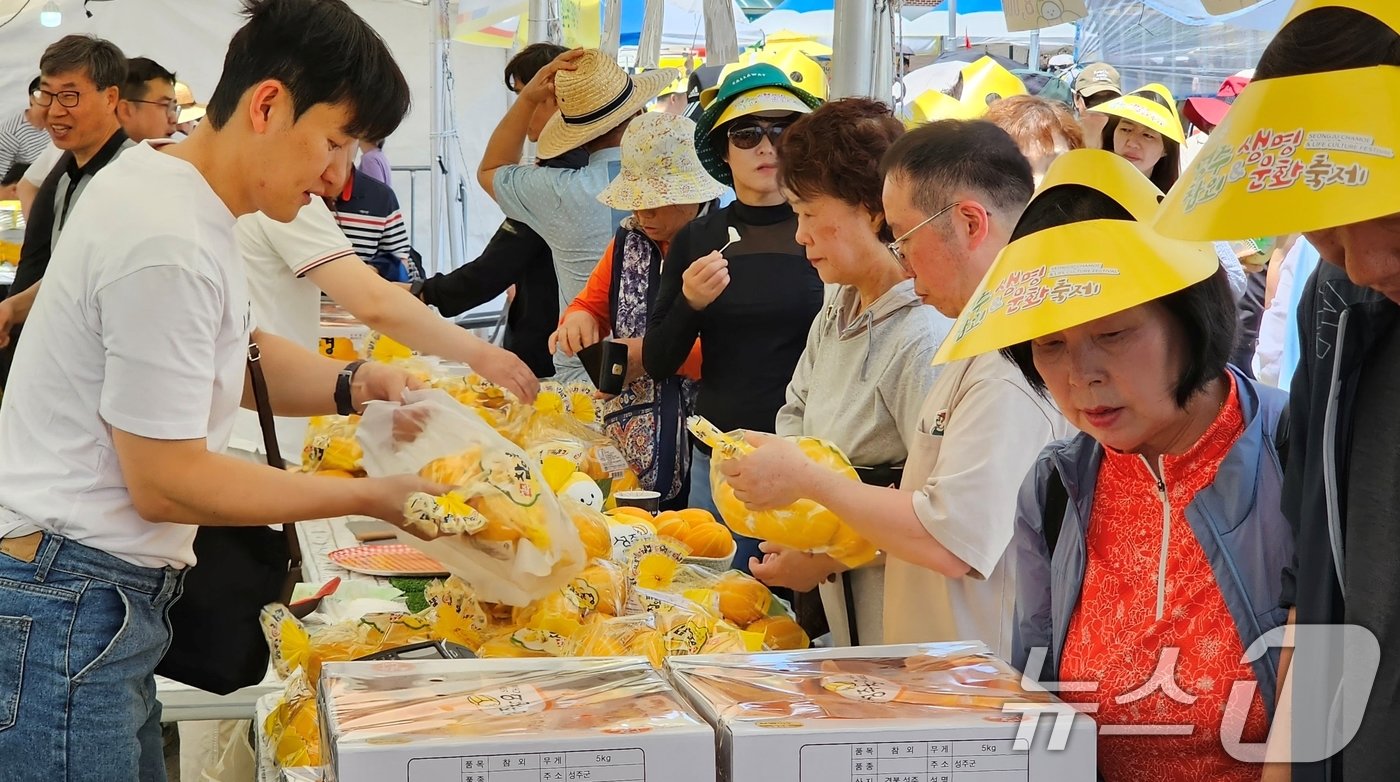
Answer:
[{"xmin": 727, "ymin": 121, "xmax": 789, "ymax": 150}]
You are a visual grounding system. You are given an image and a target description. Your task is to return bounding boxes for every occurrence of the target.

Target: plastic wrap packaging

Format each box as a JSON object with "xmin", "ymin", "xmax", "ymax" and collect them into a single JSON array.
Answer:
[
  {"xmin": 687, "ymin": 416, "xmax": 878, "ymax": 568},
  {"xmin": 319, "ymin": 657, "xmax": 707, "ymax": 743},
  {"xmin": 263, "ymin": 670, "xmax": 321, "ymax": 769},
  {"xmin": 357, "ymin": 389, "xmax": 586, "ymax": 606},
  {"xmin": 259, "ymin": 604, "xmax": 437, "ymax": 683},
  {"xmin": 301, "ymin": 415, "xmax": 363, "ymax": 476},
  {"xmin": 667, "ymin": 642, "xmax": 1055, "ymax": 723},
  {"xmin": 522, "ymin": 390, "xmax": 639, "ymax": 500}
]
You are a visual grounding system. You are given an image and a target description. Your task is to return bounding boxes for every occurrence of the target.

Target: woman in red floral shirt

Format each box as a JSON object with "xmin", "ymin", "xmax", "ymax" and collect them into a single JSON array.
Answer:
[{"xmin": 933, "ymin": 149, "xmax": 1294, "ymax": 781}]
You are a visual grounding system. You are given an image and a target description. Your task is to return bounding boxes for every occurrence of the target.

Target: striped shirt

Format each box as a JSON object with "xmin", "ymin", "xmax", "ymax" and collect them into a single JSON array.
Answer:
[
  {"xmin": 0, "ymin": 111, "xmax": 49, "ymax": 184},
  {"xmin": 331, "ymin": 166, "xmax": 419, "ymax": 283}
]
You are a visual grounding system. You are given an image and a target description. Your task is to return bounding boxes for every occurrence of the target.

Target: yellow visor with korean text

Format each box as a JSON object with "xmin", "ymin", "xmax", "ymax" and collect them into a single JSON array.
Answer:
[{"xmin": 1156, "ymin": 65, "xmax": 1400, "ymax": 240}]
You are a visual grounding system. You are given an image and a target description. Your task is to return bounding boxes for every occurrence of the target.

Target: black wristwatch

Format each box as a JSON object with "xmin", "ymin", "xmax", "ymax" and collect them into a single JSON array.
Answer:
[
  {"xmin": 409, "ymin": 279, "xmax": 426, "ymax": 301},
  {"xmin": 335, "ymin": 360, "xmax": 367, "ymax": 416}
]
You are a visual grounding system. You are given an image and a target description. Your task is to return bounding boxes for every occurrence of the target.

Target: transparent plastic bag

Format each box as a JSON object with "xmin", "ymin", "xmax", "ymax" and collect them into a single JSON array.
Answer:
[
  {"xmin": 357, "ymin": 389, "xmax": 586, "ymax": 605},
  {"xmin": 302, "ymin": 415, "xmax": 363, "ymax": 476},
  {"xmin": 687, "ymin": 416, "xmax": 878, "ymax": 568},
  {"xmin": 521, "ymin": 390, "xmax": 638, "ymax": 499}
]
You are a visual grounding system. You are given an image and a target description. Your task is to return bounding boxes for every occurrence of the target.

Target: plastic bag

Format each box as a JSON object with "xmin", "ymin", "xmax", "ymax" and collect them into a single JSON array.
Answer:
[
  {"xmin": 258, "ymin": 604, "xmax": 437, "ymax": 682},
  {"xmin": 264, "ymin": 670, "xmax": 321, "ymax": 768},
  {"xmin": 357, "ymin": 388, "xmax": 586, "ymax": 605},
  {"xmin": 302, "ymin": 415, "xmax": 364, "ymax": 476},
  {"xmin": 687, "ymin": 416, "xmax": 878, "ymax": 568},
  {"xmin": 522, "ymin": 390, "xmax": 638, "ymax": 499}
]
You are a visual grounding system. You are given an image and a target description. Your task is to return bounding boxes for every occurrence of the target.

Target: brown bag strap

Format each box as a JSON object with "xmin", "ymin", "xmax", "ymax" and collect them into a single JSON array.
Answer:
[{"xmin": 247, "ymin": 340, "xmax": 302, "ymax": 566}]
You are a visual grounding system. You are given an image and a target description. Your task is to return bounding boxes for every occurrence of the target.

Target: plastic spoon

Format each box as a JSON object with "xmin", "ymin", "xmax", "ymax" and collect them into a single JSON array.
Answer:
[{"xmin": 718, "ymin": 226, "xmax": 741, "ymax": 253}]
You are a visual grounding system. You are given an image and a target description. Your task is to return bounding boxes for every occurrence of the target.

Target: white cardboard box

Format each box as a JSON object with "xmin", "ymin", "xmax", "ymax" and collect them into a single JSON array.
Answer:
[
  {"xmin": 667, "ymin": 642, "xmax": 1097, "ymax": 782},
  {"xmin": 319, "ymin": 657, "xmax": 716, "ymax": 782}
]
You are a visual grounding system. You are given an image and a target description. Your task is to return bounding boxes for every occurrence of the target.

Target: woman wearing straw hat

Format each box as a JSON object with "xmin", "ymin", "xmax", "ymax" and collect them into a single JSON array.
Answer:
[
  {"xmin": 549, "ymin": 112, "xmax": 725, "ymax": 506},
  {"xmin": 478, "ymin": 49, "xmax": 676, "ymax": 381},
  {"xmin": 934, "ymin": 150, "xmax": 1292, "ymax": 781},
  {"xmin": 643, "ymin": 63, "xmax": 825, "ymax": 575},
  {"xmin": 746, "ymin": 98, "xmax": 952, "ymax": 648},
  {"xmin": 1090, "ymin": 83, "xmax": 1185, "ymax": 192}
]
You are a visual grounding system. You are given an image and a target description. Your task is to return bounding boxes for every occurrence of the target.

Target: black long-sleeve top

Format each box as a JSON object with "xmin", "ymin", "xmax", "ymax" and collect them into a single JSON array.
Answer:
[{"xmin": 643, "ymin": 200, "xmax": 822, "ymax": 440}]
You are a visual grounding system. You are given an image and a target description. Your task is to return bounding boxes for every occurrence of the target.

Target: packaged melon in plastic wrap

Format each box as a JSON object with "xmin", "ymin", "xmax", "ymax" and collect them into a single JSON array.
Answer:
[
  {"xmin": 522, "ymin": 389, "xmax": 638, "ymax": 499},
  {"xmin": 264, "ymin": 670, "xmax": 322, "ymax": 768},
  {"xmin": 302, "ymin": 415, "xmax": 364, "ymax": 476},
  {"xmin": 357, "ymin": 389, "xmax": 586, "ymax": 605},
  {"xmin": 686, "ymin": 416, "xmax": 877, "ymax": 568},
  {"xmin": 259, "ymin": 604, "xmax": 437, "ymax": 683},
  {"xmin": 428, "ymin": 372, "xmax": 532, "ymax": 443}
]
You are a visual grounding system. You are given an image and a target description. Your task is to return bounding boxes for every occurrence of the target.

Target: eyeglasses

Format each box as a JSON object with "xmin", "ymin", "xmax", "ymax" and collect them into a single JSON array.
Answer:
[
  {"xmin": 727, "ymin": 121, "xmax": 789, "ymax": 150},
  {"xmin": 886, "ymin": 202, "xmax": 959, "ymax": 269},
  {"xmin": 129, "ymin": 98, "xmax": 180, "ymax": 120},
  {"xmin": 31, "ymin": 88, "xmax": 86, "ymax": 108}
]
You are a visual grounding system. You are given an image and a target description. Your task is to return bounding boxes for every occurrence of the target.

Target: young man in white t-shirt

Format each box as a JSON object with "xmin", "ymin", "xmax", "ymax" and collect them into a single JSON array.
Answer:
[
  {"xmin": 721, "ymin": 121, "xmax": 1072, "ymax": 658},
  {"xmin": 0, "ymin": 2, "xmax": 444, "ymax": 778}
]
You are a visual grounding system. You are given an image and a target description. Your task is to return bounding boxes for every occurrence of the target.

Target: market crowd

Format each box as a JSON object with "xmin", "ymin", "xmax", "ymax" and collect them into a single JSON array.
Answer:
[{"xmin": 0, "ymin": 0, "xmax": 1396, "ymax": 781}]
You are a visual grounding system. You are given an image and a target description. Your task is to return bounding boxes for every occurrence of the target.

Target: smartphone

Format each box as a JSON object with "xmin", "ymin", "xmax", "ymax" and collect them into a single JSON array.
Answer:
[{"xmin": 345, "ymin": 519, "xmax": 398, "ymax": 543}]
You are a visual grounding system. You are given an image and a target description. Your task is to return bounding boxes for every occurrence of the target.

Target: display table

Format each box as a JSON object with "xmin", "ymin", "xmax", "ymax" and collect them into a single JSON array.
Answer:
[{"xmin": 156, "ymin": 517, "xmax": 397, "ymax": 722}]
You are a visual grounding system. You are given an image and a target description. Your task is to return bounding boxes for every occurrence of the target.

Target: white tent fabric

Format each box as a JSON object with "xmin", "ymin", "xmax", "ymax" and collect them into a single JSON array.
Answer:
[
  {"xmin": 1137, "ymin": 0, "xmax": 1289, "ymax": 30},
  {"xmin": 753, "ymin": 9, "xmax": 1075, "ymax": 55},
  {"xmin": 0, "ymin": 0, "xmax": 511, "ymax": 285}
]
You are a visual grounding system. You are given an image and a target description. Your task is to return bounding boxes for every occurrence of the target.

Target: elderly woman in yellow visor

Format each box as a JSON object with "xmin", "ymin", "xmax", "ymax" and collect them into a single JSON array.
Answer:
[{"xmin": 936, "ymin": 150, "xmax": 1293, "ymax": 781}]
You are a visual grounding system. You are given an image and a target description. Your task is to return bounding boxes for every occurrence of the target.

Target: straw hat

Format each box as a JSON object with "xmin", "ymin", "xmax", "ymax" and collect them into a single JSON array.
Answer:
[
  {"xmin": 173, "ymin": 81, "xmax": 206, "ymax": 124},
  {"xmin": 1158, "ymin": 0, "xmax": 1400, "ymax": 241},
  {"xmin": 598, "ymin": 113, "xmax": 727, "ymax": 211},
  {"xmin": 933, "ymin": 149, "xmax": 1219, "ymax": 365},
  {"xmin": 536, "ymin": 50, "xmax": 677, "ymax": 160}
]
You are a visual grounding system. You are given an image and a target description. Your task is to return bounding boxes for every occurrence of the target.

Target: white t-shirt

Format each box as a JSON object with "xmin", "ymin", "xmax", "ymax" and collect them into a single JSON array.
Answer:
[
  {"xmin": 230, "ymin": 199, "xmax": 356, "ymax": 459},
  {"xmin": 21, "ymin": 142, "xmax": 62, "ymax": 186},
  {"xmin": 883, "ymin": 351, "xmax": 1073, "ymax": 660},
  {"xmin": 0, "ymin": 141, "xmax": 250, "ymax": 568}
]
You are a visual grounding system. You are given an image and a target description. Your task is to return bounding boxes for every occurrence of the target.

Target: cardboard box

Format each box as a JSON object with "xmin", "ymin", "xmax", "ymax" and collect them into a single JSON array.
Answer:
[
  {"xmin": 667, "ymin": 642, "xmax": 1097, "ymax": 782},
  {"xmin": 319, "ymin": 657, "xmax": 716, "ymax": 782}
]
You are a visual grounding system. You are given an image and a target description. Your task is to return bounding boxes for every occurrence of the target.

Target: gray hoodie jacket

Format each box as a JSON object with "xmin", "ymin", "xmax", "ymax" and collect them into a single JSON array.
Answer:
[{"xmin": 775, "ymin": 279, "xmax": 952, "ymax": 646}]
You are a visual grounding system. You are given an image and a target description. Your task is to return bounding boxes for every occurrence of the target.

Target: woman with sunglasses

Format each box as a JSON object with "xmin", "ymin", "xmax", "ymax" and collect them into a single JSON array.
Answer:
[
  {"xmin": 747, "ymin": 98, "xmax": 952, "ymax": 646},
  {"xmin": 644, "ymin": 64, "xmax": 825, "ymax": 576}
]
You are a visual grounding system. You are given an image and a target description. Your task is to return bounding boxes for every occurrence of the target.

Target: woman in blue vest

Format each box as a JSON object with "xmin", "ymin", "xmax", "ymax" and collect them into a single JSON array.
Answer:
[{"xmin": 935, "ymin": 149, "xmax": 1292, "ymax": 782}]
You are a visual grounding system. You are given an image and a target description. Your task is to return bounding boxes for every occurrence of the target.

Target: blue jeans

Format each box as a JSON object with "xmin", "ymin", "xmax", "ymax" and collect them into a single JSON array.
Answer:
[
  {"xmin": 0, "ymin": 532, "xmax": 184, "ymax": 781},
  {"xmin": 690, "ymin": 446, "xmax": 764, "ymax": 575}
]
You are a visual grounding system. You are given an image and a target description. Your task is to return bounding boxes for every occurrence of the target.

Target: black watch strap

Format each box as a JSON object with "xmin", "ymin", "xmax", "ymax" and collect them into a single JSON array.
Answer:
[
  {"xmin": 409, "ymin": 279, "xmax": 426, "ymax": 300},
  {"xmin": 335, "ymin": 360, "xmax": 367, "ymax": 416}
]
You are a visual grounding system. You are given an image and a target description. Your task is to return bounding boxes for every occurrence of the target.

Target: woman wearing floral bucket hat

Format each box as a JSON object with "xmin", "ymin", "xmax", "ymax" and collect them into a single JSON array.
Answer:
[
  {"xmin": 933, "ymin": 149, "xmax": 1293, "ymax": 782},
  {"xmin": 643, "ymin": 62, "xmax": 825, "ymax": 575},
  {"xmin": 550, "ymin": 112, "xmax": 726, "ymax": 507},
  {"xmin": 1156, "ymin": 2, "xmax": 1400, "ymax": 779}
]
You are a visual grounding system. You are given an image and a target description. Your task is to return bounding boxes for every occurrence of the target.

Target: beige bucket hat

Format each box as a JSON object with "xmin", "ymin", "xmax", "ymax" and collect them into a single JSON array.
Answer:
[
  {"xmin": 173, "ymin": 81, "xmax": 206, "ymax": 124},
  {"xmin": 598, "ymin": 113, "xmax": 726, "ymax": 211},
  {"xmin": 536, "ymin": 50, "xmax": 677, "ymax": 160}
]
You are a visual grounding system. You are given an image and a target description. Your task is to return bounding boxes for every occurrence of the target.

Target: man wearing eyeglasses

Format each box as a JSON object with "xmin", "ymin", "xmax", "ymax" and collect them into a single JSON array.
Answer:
[
  {"xmin": 0, "ymin": 77, "xmax": 51, "ymax": 201},
  {"xmin": 117, "ymin": 57, "xmax": 178, "ymax": 143},
  {"xmin": 0, "ymin": 35, "xmax": 133, "ymax": 390},
  {"xmin": 720, "ymin": 120, "xmax": 1071, "ymax": 658}
]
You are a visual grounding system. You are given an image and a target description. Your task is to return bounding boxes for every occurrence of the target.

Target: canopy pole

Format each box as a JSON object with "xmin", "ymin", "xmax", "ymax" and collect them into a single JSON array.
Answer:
[
  {"xmin": 1029, "ymin": 30, "xmax": 1041, "ymax": 69},
  {"xmin": 529, "ymin": 0, "xmax": 559, "ymax": 44},
  {"xmin": 830, "ymin": 0, "xmax": 874, "ymax": 99}
]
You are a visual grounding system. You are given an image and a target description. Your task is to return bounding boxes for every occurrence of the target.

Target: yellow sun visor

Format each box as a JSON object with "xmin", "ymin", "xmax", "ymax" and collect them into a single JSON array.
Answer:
[
  {"xmin": 909, "ymin": 89, "xmax": 983, "ymax": 125},
  {"xmin": 960, "ymin": 56, "xmax": 1029, "ymax": 108},
  {"xmin": 1090, "ymin": 93, "xmax": 1185, "ymax": 145},
  {"xmin": 933, "ymin": 220, "xmax": 1220, "ymax": 364},
  {"xmin": 1034, "ymin": 148, "xmax": 1165, "ymax": 221},
  {"xmin": 1156, "ymin": 65, "xmax": 1400, "ymax": 241}
]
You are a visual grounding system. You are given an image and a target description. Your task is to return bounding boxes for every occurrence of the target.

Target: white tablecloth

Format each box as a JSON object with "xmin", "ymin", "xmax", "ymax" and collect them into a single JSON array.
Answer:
[{"xmin": 156, "ymin": 517, "xmax": 392, "ymax": 722}]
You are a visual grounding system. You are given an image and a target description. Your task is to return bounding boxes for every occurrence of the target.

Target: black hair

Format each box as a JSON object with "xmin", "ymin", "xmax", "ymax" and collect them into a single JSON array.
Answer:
[
  {"xmin": 121, "ymin": 57, "xmax": 176, "ymax": 101},
  {"xmin": 40, "ymin": 35, "xmax": 127, "ymax": 91},
  {"xmin": 27, "ymin": 76, "xmax": 40, "ymax": 97},
  {"xmin": 1101, "ymin": 113, "xmax": 1181, "ymax": 193},
  {"xmin": 1255, "ymin": 7, "xmax": 1400, "ymax": 80},
  {"xmin": 504, "ymin": 43, "xmax": 569, "ymax": 92},
  {"xmin": 1000, "ymin": 184, "xmax": 1236, "ymax": 408},
  {"xmin": 880, "ymin": 119, "xmax": 1034, "ymax": 217},
  {"xmin": 206, "ymin": 0, "xmax": 410, "ymax": 143}
]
